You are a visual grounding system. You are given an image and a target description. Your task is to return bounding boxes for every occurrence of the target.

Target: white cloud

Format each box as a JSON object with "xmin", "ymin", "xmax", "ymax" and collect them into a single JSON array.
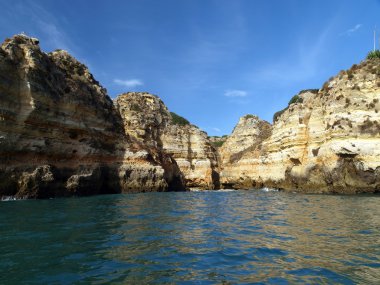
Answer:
[
  {"xmin": 224, "ymin": 89, "xmax": 248, "ymax": 97},
  {"xmin": 212, "ymin": 127, "xmax": 221, "ymax": 132},
  {"xmin": 114, "ymin": 79, "xmax": 143, "ymax": 88},
  {"xmin": 341, "ymin": 24, "xmax": 362, "ymax": 36}
]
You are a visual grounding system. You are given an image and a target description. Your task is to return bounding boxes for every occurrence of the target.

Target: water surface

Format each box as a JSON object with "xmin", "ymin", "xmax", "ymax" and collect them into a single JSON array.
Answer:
[{"xmin": 1, "ymin": 190, "xmax": 380, "ymax": 284}]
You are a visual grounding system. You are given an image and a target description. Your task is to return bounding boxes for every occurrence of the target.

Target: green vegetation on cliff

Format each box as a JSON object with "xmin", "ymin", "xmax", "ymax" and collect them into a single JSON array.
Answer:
[
  {"xmin": 212, "ymin": 140, "xmax": 225, "ymax": 148},
  {"xmin": 273, "ymin": 94, "xmax": 304, "ymax": 122},
  {"xmin": 288, "ymin": 94, "xmax": 303, "ymax": 105},
  {"xmin": 170, "ymin": 112, "xmax": 190, "ymax": 126},
  {"xmin": 367, "ymin": 50, "xmax": 380, "ymax": 59}
]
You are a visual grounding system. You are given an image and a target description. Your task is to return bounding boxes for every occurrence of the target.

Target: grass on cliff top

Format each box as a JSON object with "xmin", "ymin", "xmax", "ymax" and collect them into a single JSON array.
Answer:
[
  {"xmin": 170, "ymin": 112, "xmax": 190, "ymax": 126},
  {"xmin": 367, "ymin": 50, "xmax": 380, "ymax": 60}
]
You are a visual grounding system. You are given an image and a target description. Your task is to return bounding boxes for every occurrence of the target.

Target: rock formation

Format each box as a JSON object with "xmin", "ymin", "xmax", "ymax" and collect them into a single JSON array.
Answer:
[
  {"xmin": 115, "ymin": 92, "xmax": 219, "ymax": 189},
  {"xmin": 220, "ymin": 61, "xmax": 380, "ymax": 193},
  {"xmin": 162, "ymin": 123, "xmax": 219, "ymax": 189},
  {"xmin": 219, "ymin": 115, "xmax": 272, "ymax": 189},
  {"xmin": 1, "ymin": 34, "xmax": 379, "ymax": 196},
  {"xmin": 0, "ymin": 34, "xmax": 185, "ymax": 198}
]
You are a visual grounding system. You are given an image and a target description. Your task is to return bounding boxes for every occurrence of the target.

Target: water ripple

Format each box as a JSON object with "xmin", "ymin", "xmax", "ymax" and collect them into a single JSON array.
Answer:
[{"xmin": 1, "ymin": 191, "xmax": 380, "ymax": 284}]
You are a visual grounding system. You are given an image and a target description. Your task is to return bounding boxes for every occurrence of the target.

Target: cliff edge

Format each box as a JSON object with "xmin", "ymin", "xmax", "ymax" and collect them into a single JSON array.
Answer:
[
  {"xmin": 115, "ymin": 92, "xmax": 219, "ymax": 189},
  {"xmin": 220, "ymin": 60, "xmax": 380, "ymax": 193},
  {"xmin": 0, "ymin": 35, "xmax": 185, "ymax": 198}
]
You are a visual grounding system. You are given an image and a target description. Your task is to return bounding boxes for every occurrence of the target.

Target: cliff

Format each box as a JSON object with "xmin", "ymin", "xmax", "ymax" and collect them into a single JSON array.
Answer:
[
  {"xmin": 115, "ymin": 92, "xmax": 219, "ymax": 189},
  {"xmin": 1, "ymin": 34, "xmax": 379, "ymax": 196},
  {"xmin": 0, "ymin": 34, "xmax": 184, "ymax": 198},
  {"xmin": 220, "ymin": 61, "xmax": 380, "ymax": 193},
  {"xmin": 161, "ymin": 124, "xmax": 219, "ymax": 189},
  {"xmin": 219, "ymin": 115, "xmax": 272, "ymax": 189}
]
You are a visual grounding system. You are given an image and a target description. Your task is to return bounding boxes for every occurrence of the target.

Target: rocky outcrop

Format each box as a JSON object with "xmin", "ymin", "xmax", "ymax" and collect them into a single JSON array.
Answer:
[
  {"xmin": 0, "ymin": 34, "xmax": 185, "ymax": 198},
  {"xmin": 161, "ymin": 124, "xmax": 219, "ymax": 189},
  {"xmin": 220, "ymin": 61, "xmax": 380, "ymax": 193},
  {"xmin": 115, "ymin": 92, "xmax": 219, "ymax": 189},
  {"xmin": 2, "ymin": 34, "xmax": 379, "ymax": 196},
  {"xmin": 219, "ymin": 115, "xmax": 272, "ymax": 189}
]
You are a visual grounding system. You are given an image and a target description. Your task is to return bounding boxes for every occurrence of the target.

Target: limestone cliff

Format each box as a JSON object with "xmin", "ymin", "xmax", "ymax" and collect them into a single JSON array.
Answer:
[
  {"xmin": 0, "ymin": 35, "xmax": 184, "ymax": 198},
  {"xmin": 2, "ymin": 34, "xmax": 379, "ymax": 196},
  {"xmin": 219, "ymin": 115, "xmax": 272, "ymax": 189},
  {"xmin": 162, "ymin": 124, "xmax": 219, "ymax": 189},
  {"xmin": 220, "ymin": 61, "xmax": 380, "ymax": 193},
  {"xmin": 115, "ymin": 92, "xmax": 219, "ymax": 189}
]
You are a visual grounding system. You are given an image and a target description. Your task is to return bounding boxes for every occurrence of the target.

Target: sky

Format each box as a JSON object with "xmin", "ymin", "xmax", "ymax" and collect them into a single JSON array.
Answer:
[{"xmin": 1, "ymin": 0, "xmax": 380, "ymax": 136}]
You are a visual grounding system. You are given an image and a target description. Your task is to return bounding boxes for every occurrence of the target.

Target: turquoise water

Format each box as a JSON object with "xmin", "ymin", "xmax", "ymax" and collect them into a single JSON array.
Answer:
[{"xmin": 1, "ymin": 190, "xmax": 380, "ymax": 284}]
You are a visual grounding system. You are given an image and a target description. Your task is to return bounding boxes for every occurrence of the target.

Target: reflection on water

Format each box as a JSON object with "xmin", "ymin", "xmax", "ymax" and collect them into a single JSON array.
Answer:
[{"xmin": 1, "ymin": 191, "xmax": 380, "ymax": 284}]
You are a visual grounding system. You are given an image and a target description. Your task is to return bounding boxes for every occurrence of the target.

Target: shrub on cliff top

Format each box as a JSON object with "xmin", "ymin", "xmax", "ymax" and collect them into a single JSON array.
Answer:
[
  {"xmin": 288, "ymin": 94, "xmax": 303, "ymax": 105},
  {"xmin": 367, "ymin": 50, "xmax": 380, "ymax": 60},
  {"xmin": 170, "ymin": 112, "xmax": 190, "ymax": 126},
  {"xmin": 273, "ymin": 94, "xmax": 304, "ymax": 122},
  {"xmin": 273, "ymin": 108, "xmax": 286, "ymax": 122},
  {"xmin": 212, "ymin": 140, "xmax": 225, "ymax": 148}
]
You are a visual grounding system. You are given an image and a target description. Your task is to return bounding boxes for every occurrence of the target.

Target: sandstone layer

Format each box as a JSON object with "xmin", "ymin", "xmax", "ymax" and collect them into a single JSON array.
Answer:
[
  {"xmin": 0, "ymin": 35, "xmax": 184, "ymax": 198},
  {"xmin": 115, "ymin": 92, "xmax": 219, "ymax": 189},
  {"xmin": 2, "ymin": 34, "xmax": 379, "ymax": 196},
  {"xmin": 219, "ymin": 115, "xmax": 272, "ymax": 189},
  {"xmin": 220, "ymin": 61, "xmax": 380, "ymax": 193}
]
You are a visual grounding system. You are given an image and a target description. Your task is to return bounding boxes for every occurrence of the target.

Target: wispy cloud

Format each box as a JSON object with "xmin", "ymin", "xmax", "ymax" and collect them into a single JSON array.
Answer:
[
  {"xmin": 249, "ymin": 22, "xmax": 334, "ymax": 86},
  {"xmin": 1, "ymin": 1, "xmax": 78, "ymax": 55},
  {"xmin": 340, "ymin": 24, "xmax": 362, "ymax": 36},
  {"xmin": 224, "ymin": 89, "xmax": 248, "ymax": 97},
  {"xmin": 36, "ymin": 20, "xmax": 73, "ymax": 52},
  {"xmin": 114, "ymin": 79, "xmax": 143, "ymax": 88},
  {"xmin": 212, "ymin": 127, "xmax": 221, "ymax": 132}
]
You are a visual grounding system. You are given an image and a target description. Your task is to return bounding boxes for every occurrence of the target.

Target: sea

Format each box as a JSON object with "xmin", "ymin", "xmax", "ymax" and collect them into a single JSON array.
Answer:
[{"xmin": 1, "ymin": 189, "xmax": 379, "ymax": 284}]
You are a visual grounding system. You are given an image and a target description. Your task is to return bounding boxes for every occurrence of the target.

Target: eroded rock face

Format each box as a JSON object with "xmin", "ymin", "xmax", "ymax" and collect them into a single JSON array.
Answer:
[
  {"xmin": 0, "ymin": 35, "xmax": 184, "ymax": 198},
  {"xmin": 2, "ymin": 34, "xmax": 379, "ymax": 196},
  {"xmin": 219, "ymin": 115, "xmax": 272, "ymax": 189},
  {"xmin": 162, "ymin": 124, "xmax": 219, "ymax": 189},
  {"xmin": 115, "ymin": 92, "xmax": 219, "ymax": 189},
  {"xmin": 220, "ymin": 61, "xmax": 380, "ymax": 193}
]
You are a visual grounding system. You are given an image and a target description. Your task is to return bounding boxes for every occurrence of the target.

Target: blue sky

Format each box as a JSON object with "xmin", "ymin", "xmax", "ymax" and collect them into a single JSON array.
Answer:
[{"xmin": 1, "ymin": 0, "xmax": 380, "ymax": 136}]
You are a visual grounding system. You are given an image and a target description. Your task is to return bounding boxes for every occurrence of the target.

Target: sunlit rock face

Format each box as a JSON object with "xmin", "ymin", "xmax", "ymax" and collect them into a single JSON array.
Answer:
[
  {"xmin": 220, "ymin": 61, "xmax": 380, "ymax": 193},
  {"xmin": 115, "ymin": 92, "xmax": 219, "ymax": 189},
  {"xmin": 219, "ymin": 115, "xmax": 272, "ymax": 189},
  {"xmin": 1, "ymin": 34, "xmax": 379, "ymax": 196},
  {"xmin": 161, "ymin": 124, "xmax": 220, "ymax": 189},
  {"xmin": 0, "ymin": 35, "xmax": 184, "ymax": 198}
]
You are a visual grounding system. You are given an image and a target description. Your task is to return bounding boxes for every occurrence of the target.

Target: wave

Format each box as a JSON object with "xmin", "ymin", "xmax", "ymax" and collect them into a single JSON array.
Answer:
[
  {"xmin": 1, "ymin": 196, "xmax": 26, "ymax": 201},
  {"xmin": 189, "ymin": 189, "xmax": 236, "ymax": 192},
  {"xmin": 261, "ymin": 187, "xmax": 279, "ymax": 192}
]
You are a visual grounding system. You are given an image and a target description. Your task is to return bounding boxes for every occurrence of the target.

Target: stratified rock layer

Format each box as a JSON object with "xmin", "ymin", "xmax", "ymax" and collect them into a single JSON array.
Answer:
[
  {"xmin": 2, "ymin": 34, "xmax": 379, "ymax": 196},
  {"xmin": 0, "ymin": 35, "xmax": 184, "ymax": 198},
  {"xmin": 115, "ymin": 92, "xmax": 219, "ymax": 189},
  {"xmin": 162, "ymin": 124, "xmax": 219, "ymax": 189},
  {"xmin": 219, "ymin": 115, "xmax": 272, "ymax": 189},
  {"xmin": 220, "ymin": 61, "xmax": 380, "ymax": 193}
]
